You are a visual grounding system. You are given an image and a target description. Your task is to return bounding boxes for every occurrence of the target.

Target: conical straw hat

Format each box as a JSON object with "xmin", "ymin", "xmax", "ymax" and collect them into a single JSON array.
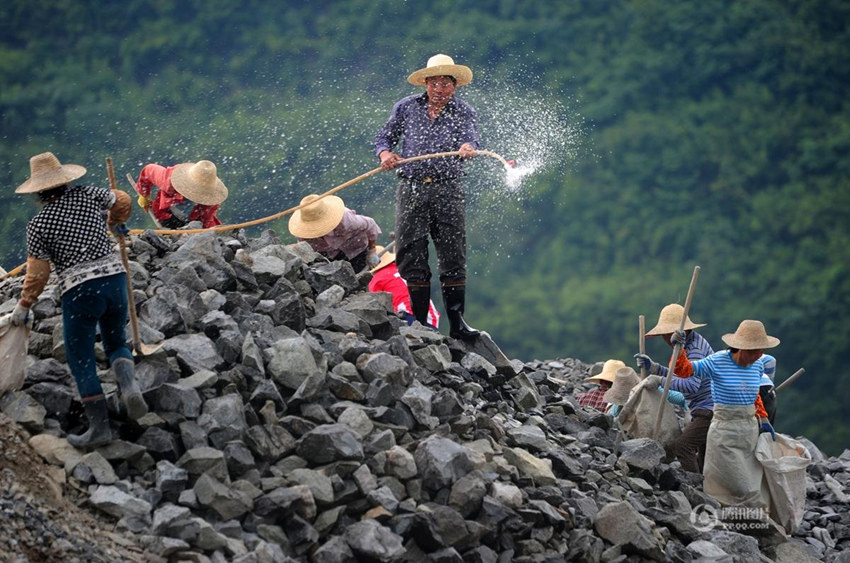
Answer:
[
  {"xmin": 721, "ymin": 320, "xmax": 779, "ymax": 350},
  {"xmin": 16, "ymin": 152, "xmax": 86, "ymax": 194},
  {"xmin": 288, "ymin": 194, "xmax": 346, "ymax": 239},
  {"xmin": 371, "ymin": 245, "xmax": 396, "ymax": 273},
  {"xmin": 587, "ymin": 359, "xmax": 626, "ymax": 384},
  {"xmin": 170, "ymin": 160, "xmax": 228, "ymax": 205},
  {"xmin": 645, "ymin": 303, "xmax": 706, "ymax": 336},
  {"xmin": 603, "ymin": 367, "xmax": 642, "ymax": 405},
  {"xmin": 408, "ymin": 54, "xmax": 473, "ymax": 87}
]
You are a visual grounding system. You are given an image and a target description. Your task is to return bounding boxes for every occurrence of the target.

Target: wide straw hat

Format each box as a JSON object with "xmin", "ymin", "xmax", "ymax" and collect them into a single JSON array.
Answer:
[
  {"xmin": 16, "ymin": 152, "xmax": 87, "ymax": 194},
  {"xmin": 408, "ymin": 54, "xmax": 473, "ymax": 87},
  {"xmin": 170, "ymin": 160, "xmax": 228, "ymax": 206},
  {"xmin": 371, "ymin": 245, "xmax": 396, "ymax": 273},
  {"xmin": 587, "ymin": 359, "xmax": 626, "ymax": 384},
  {"xmin": 603, "ymin": 367, "xmax": 642, "ymax": 405},
  {"xmin": 288, "ymin": 194, "xmax": 346, "ymax": 239},
  {"xmin": 721, "ymin": 320, "xmax": 780, "ymax": 350},
  {"xmin": 645, "ymin": 303, "xmax": 706, "ymax": 336}
]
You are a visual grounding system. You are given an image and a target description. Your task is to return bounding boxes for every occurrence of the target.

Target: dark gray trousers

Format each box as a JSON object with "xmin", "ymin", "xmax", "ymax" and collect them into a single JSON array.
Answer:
[{"xmin": 394, "ymin": 178, "xmax": 466, "ymax": 286}]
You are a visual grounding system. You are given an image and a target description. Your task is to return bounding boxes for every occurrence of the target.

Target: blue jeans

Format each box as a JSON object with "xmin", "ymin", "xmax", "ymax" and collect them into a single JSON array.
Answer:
[{"xmin": 61, "ymin": 273, "xmax": 132, "ymax": 400}]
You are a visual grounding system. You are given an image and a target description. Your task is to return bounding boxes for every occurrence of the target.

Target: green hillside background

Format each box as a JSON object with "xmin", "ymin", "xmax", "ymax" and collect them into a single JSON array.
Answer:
[{"xmin": 1, "ymin": 0, "xmax": 848, "ymax": 455}]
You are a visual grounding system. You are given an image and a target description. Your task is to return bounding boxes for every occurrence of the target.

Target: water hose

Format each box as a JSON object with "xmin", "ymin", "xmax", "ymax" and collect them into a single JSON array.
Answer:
[{"xmin": 1, "ymin": 150, "xmax": 510, "ymax": 280}]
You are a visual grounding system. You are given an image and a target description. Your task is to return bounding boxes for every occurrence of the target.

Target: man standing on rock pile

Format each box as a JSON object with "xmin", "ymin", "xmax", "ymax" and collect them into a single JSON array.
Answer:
[
  {"xmin": 11, "ymin": 152, "xmax": 148, "ymax": 449},
  {"xmin": 375, "ymin": 53, "xmax": 481, "ymax": 340}
]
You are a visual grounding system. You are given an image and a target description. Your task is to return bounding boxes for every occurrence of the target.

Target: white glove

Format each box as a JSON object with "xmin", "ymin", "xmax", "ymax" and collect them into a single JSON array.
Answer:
[{"xmin": 10, "ymin": 302, "xmax": 30, "ymax": 327}]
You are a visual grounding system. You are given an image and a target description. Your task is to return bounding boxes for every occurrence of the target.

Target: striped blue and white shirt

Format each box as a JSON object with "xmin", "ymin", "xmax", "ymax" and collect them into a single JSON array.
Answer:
[
  {"xmin": 659, "ymin": 331, "xmax": 715, "ymax": 411},
  {"xmin": 759, "ymin": 354, "xmax": 776, "ymax": 388},
  {"xmin": 690, "ymin": 350, "xmax": 764, "ymax": 407}
]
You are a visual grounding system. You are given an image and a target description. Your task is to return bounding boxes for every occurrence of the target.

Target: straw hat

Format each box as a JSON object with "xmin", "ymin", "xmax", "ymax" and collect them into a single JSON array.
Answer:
[
  {"xmin": 645, "ymin": 303, "xmax": 706, "ymax": 336},
  {"xmin": 587, "ymin": 359, "xmax": 626, "ymax": 384},
  {"xmin": 16, "ymin": 152, "xmax": 87, "ymax": 194},
  {"xmin": 288, "ymin": 194, "xmax": 346, "ymax": 239},
  {"xmin": 371, "ymin": 245, "xmax": 396, "ymax": 273},
  {"xmin": 721, "ymin": 320, "xmax": 780, "ymax": 350},
  {"xmin": 170, "ymin": 160, "xmax": 228, "ymax": 206},
  {"xmin": 408, "ymin": 54, "xmax": 473, "ymax": 87},
  {"xmin": 603, "ymin": 367, "xmax": 642, "ymax": 405}
]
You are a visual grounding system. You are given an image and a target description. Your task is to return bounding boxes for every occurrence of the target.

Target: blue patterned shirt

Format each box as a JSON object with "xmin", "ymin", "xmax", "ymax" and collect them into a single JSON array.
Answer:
[{"xmin": 375, "ymin": 92, "xmax": 480, "ymax": 181}]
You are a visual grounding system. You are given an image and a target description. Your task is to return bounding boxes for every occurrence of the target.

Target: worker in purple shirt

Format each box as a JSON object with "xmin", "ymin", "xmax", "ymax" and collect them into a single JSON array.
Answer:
[
  {"xmin": 375, "ymin": 53, "xmax": 480, "ymax": 341},
  {"xmin": 634, "ymin": 304, "xmax": 715, "ymax": 473},
  {"xmin": 288, "ymin": 194, "xmax": 381, "ymax": 273}
]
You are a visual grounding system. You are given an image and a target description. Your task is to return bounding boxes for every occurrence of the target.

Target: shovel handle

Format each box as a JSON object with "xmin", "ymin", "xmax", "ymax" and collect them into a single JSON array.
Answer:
[
  {"xmin": 653, "ymin": 265, "xmax": 700, "ymax": 440},
  {"xmin": 639, "ymin": 315, "xmax": 647, "ymax": 379},
  {"xmin": 774, "ymin": 368, "xmax": 805, "ymax": 394},
  {"xmin": 107, "ymin": 157, "xmax": 143, "ymax": 356}
]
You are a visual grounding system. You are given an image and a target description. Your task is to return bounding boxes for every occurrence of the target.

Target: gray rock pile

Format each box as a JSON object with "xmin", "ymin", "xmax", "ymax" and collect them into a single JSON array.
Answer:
[{"xmin": 1, "ymin": 228, "xmax": 848, "ymax": 563}]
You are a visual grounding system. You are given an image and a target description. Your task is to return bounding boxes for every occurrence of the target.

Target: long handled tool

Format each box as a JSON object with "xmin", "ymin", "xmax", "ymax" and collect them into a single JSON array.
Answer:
[
  {"xmin": 638, "ymin": 315, "xmax": 647, "ymax": 379},
  {"xmin": 653, "ymin": 265, "xmax": 700, "ymax": 440},
  {"xmin": 106, "ymin": 158, "xmax": 162, "ymax": 356},
  {"xmin": 774, "ymin": 367, "xmax": 805, "ymax": 394}
]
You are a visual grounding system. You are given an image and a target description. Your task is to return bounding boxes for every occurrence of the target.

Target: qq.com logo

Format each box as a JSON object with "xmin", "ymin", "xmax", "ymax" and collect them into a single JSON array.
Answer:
[
  {"xmin": 690, "ymin": 504, "xmax": 769, "ymax": 532},
  {"xmin": 690, "ymin": 504, "xmax": 720, "ymax": 532}
]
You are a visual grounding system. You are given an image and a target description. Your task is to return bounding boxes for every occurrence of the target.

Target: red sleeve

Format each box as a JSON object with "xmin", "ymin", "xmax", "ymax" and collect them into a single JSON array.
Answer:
[{"xmin": 135, "ymin": 164, "xmax": 171, "ymax": 198}]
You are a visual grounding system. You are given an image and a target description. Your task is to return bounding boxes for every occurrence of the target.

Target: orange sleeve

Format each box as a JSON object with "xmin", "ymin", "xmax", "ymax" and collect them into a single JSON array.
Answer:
[
  {"xmin": 754, "ymin": 394, "xmax": 768, "ymax": 419},
  {"xmin": 673, "ymin": 348, "xmax": 694, "ymax": 378}
]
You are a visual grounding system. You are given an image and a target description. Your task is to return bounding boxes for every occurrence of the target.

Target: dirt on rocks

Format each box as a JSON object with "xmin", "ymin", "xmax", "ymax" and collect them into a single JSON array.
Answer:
[{"xmin": 0, "ymin": 413, "xmax": 145, "ymax": 563}]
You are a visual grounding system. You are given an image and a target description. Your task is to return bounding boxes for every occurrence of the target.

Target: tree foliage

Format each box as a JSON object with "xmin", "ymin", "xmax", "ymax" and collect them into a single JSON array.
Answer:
[{"xmin": 1, "ymin": 0, "xmax": 848, "ymax": 454}]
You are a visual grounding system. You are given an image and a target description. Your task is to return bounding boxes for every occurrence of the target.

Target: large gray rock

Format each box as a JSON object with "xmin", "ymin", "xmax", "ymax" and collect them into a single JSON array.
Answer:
[
  {"xmin": 343, "ymin": 520, "xmax": 405, "ymax": 562},
  {"xmin": 619, "ymin": 437, "xmax": 666, "ymax": 470},
  {"xmin": 594, "ymin": 501, "xmax": 664, "ymax": 560},
  {"xmin": 198, "ymin": 394, "xmax": 247, "ymax": 448},
  {"xmin": 266, "ymin": 337, "xmax": 321, "ymax": 390},
  {"xmin": 161, "ymin": 333, "xmax": 224, "ymax": 374},
  {"xmin": 193, "ymin": 474, "xmax": 253, "ymax": 520},
  {"xmin": 296, "ymin": 424, "xmax": 364, "ymax": 464},
  {"xmin": 414, "ymin": 435, "xmax": 476, "ymax": 491}
]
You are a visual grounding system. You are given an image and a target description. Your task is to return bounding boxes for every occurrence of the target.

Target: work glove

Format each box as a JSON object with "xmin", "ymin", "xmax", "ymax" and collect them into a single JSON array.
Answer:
[
  {"xmin": 670, "ymin": 329, "xmax": 687, "ymax": 348},
  {"xmin": 759, "ymin": 417, "xmax": 777, "ymax": 441},
  {"xmin": 10, "ymin": 302, "xmax": 30, "ymax": 327},
  {"xmin": 634, "ymin": 353, "xmax": 661, "ymax": 375},
  {"xmin": 137, "ymin": 195, "xmax": 151, "ymax": 211},
  {"xmin": 110, "ymin": 223, "xmax": 130, "ymax": 236},
  {"xmin": 644, "ymin": 374, "xmax": 663, "ymax": 388},
  {"xmin": 366, "ymin": 248, "xmax": 380, "ymax": 268}
]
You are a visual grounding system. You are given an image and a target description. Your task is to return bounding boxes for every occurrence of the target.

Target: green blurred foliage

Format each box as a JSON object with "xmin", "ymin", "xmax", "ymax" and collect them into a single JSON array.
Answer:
[{"xmin": 1, "ymin": 0, "xmax": 848, "ymax": 455}]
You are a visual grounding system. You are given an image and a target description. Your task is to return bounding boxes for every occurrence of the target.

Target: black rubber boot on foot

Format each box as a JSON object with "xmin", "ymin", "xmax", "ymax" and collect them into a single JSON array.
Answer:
[
  {"xmin": 68, "ymin": 398, "xmax": 113, "ymax": 450},
  {"xmin": 113, "ymin": 357, "xmax": 148, "ymax": 421},
  {"xmin": 442, "ymin": 284, "xmax": 480, "ymax": 341},
  {"xmin": 408, "ymin": 284, "xmax": 431, "ymax": 327}
]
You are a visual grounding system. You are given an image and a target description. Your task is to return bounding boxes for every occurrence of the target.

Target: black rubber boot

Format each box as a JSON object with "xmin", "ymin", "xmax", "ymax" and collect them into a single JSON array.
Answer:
[
  {"xmin": 68, "ymin": 398, "xmax": 113, "ymax": 450},
  {"xmin": 113, "ymin": 357, "xmax": 148, "ymax": 421},
  {"xmin": 442, "ymin": 284, "xmax": 480, "ymax": 341},
  {"xmin": 408, "ymin": 285, "xmax": 431, "ymax": 326}
]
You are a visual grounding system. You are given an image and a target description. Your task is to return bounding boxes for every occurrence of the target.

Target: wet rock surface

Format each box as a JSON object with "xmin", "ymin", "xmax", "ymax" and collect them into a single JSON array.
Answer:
[{"xmin": 1, "ymin": 230, "xmax": 848, "ymax": 562}]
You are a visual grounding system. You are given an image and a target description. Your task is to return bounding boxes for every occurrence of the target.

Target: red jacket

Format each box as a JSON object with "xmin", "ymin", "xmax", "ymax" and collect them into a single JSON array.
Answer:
[
  {"xmin": 134, "ymin": 164, "xmax": 221, "ymax": 228},
  {"xmin": 368, "ymin": 263, "xmax": 440, "ymax": 328}
]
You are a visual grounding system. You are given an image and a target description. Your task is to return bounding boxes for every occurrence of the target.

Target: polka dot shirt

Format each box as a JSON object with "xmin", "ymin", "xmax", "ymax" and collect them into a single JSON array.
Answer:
[{"xmin": 26, "ymin": 185, "xmax": 124, "ymax": 294}]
